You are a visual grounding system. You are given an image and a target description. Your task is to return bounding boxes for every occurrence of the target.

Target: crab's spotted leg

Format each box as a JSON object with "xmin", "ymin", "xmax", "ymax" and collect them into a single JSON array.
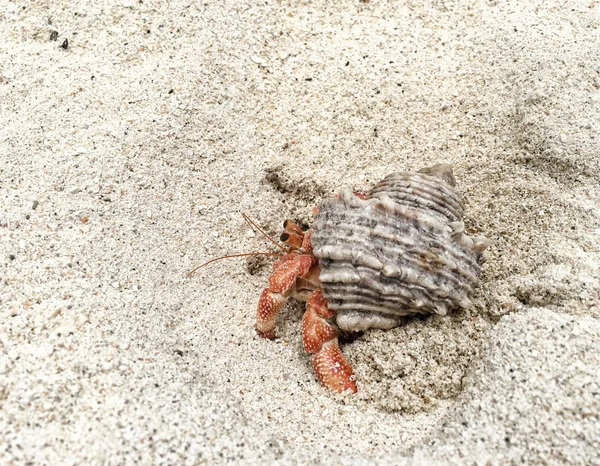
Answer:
[
  {"xmin": 256, "ymin": 253, "xmax": 316, "ymax": 339},
  {"xmin": 302, "ymin": 288, "xmax": 357, "ymax": 393},
  {"xmin": 256, "ymin": 288, "xmax": 286, "ymax": 340}
]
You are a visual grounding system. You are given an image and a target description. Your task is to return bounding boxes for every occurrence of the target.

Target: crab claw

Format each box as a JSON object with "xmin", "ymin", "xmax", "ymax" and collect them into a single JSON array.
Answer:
[
  {"xmin": 256, "ymin": 253, "xmax": 317, "ymax": 339},
  {"xmin": 302, "ymin": 288, "xmax": 357, "ymax": 393},
  {"xmin": 256, "ymin": 288, "xmax": 285, "ymax": 339},
  {"xmin": 312, "ymin": 339, "xmax": 357, "ymax": 393}
]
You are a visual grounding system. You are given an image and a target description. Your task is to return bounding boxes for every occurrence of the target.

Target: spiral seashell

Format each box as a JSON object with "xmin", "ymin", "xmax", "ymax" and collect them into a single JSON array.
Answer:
[{"xmin": 311, "ymin": 164, "xmax": 489, "ymax": 332}]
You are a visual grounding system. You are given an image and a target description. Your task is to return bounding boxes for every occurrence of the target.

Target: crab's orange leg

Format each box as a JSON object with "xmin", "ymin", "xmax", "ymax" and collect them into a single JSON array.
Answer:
[
  {"xmin": 302, "ymin": 288, "xmax": 357, "ymax": 393},
  {"xmin": 256, "ymin": 253, "xmax": 316, "ymax": 339}
]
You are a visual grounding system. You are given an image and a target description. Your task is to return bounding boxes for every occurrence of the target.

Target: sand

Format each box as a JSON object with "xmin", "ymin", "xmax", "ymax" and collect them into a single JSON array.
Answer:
[{"xmin": 1, "ymin": 0, "xmax": 599, "ymax": 464}]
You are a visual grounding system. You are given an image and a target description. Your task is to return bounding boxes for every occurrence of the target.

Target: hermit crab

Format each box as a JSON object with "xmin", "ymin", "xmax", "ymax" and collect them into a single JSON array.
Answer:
[{"xmin": 194, "ymin": 164, "xmax": 489, "ymax": 393}]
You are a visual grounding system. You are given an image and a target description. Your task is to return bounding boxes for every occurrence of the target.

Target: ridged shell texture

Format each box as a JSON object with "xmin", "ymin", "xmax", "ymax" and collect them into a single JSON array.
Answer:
[{"xmin": 312, "ymin": 164, "xmax": 489, "ymax": 332}]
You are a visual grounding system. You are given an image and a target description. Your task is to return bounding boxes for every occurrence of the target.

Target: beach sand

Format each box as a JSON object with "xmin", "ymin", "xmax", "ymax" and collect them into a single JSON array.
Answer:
[{"xmin": 1, "ymin": 0, "xmax": 599, "ymax": 463}]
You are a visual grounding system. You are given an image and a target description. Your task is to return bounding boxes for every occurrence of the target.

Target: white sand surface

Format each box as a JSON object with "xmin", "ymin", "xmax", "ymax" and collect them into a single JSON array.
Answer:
[{"xmin": 1, "ymin": 0, "xmax": 599, "ymax": 464}]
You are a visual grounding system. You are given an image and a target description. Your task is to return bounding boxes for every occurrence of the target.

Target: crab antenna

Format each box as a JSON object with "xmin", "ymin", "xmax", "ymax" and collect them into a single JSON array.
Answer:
[
  {"xmin": 242, "ymin": 213, "xmax": 288, "ymax": 252},
  {"xmin": 186, "ymin": 252, "xmax": 282, "ymax": 278}
]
